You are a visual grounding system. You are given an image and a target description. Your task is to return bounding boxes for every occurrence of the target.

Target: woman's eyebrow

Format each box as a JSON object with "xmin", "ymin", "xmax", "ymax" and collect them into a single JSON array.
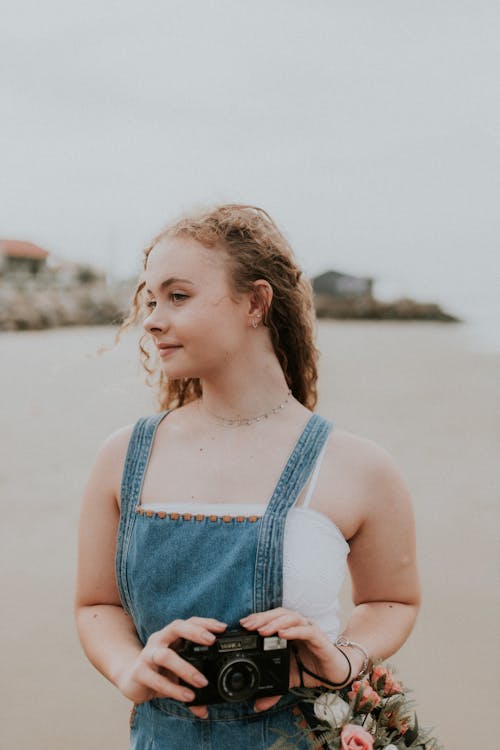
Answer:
[{"xmin": 145, "ymin": 277, "xmax": 194, "ymax": 294}]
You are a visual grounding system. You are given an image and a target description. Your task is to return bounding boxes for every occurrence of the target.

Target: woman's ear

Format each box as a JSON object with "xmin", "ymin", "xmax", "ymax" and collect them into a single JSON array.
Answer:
[{"xmin": 249, "ymin": 280, "xmax": 273, "ymax": 322}]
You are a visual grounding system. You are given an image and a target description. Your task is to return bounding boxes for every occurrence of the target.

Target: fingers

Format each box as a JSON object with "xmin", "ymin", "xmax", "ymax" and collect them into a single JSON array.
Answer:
[
  {"xmin": 138, "ymin": 617, "xmax": 227, "ymax": 708},
  {"xmin": 241, "ymin": 609, "xmax": 332, "ymax": 660},
  {"xmin": 276, "ymin": 624, "xmax": 326, "ymax": 648},
  {"xmin": 184, "ymin": 617, "xmax": 228, "ymax": 630},
  {"xmin": 189, "ymin": 705, "xmax": 209, "ymax": 719},
  {"xmin": 144, "ymin": 665, "xmax": 198, "ymax": 703},
  {"xmin": 241, "ymin": 608, "xmax": 309, "ymax": 632},
  {"xmin": 256, "ymin": 613, "xmax": 309, "ymax": 635},
  {"xmin": 158, "ymin": 617, "xmax": 227, "ymax": 648},
  {"xmin": 241, "ymin": 609, "xmax": 321, "ymax": 641},
  {"xmin": 150, "ymin": 646, "xmax": 209, "ymax": 690},
  {"xmin": 240, "ymin": 608, "xmax": 290, "ymax": 629},
  {"xmin": 254, "ymin": 695, "xmax": 282, "ymax": 712}
]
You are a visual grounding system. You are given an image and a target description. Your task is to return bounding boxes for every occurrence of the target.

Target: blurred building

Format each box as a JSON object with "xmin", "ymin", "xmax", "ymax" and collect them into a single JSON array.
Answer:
[
  {"xmin": 312, "ymin": 270, "xmax": 374, "ymax": 299},
  {"xmin": 0, "ymin": 240, "xmax": 49, "ymax": 277},
  {"xmin": 0, "ymin": 240, "xmax": 107, "ymax": 287}
]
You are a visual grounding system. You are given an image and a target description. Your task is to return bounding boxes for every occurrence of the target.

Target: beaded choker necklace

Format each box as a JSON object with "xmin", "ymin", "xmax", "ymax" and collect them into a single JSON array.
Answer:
[{"xmin": 202, "ymin": 390, "xmax": 292, "ymax": 427}]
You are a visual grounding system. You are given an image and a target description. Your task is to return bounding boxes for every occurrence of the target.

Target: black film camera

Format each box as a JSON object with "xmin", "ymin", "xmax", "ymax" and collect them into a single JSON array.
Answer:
[{"xmin": 179, "ymin": 628, "xmax": 290, "ymax": 705}]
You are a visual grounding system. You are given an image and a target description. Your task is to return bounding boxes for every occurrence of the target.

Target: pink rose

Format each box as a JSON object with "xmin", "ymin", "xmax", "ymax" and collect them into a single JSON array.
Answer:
[
  {"xmin": 347, "ymin": 680, "xmax": 382, "ymax": 711},
  {"xmin": 340, "ymin": 723, "xmax": 374, "ymax": 750},
  {"xmin": 370, "ymin": 666, "xmax": 403, "ymax": 696}
]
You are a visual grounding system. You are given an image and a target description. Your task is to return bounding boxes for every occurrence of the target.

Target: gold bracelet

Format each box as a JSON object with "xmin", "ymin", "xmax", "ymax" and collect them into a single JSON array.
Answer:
[{"xmin": 334, "ymin": 636, "xmax": 370, "ymax": 678}]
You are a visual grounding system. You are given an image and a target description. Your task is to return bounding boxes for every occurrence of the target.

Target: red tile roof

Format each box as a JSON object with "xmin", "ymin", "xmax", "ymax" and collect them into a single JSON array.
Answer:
[{"xmin": 0, "ymin": 240, "xmax": 49, "ymax": 260}]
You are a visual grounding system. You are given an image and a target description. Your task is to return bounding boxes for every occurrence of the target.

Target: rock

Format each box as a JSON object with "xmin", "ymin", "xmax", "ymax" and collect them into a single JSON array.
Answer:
[
  {"xmin": 0, "ymin": 280, "xmax": 134, "ymax": 331},
  {"xmin": 314, "ymin": 294, "xmax": 460, "ymax": 322}
]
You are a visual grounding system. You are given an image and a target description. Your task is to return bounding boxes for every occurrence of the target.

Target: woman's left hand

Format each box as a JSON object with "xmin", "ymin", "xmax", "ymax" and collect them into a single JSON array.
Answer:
[{"xmin": 240, "ymin": 608, "xmax": 353, "ymax": 712}]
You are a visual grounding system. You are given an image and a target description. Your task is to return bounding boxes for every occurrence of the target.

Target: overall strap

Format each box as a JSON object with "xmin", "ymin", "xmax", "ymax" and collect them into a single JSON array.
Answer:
[
  {"xmin": 302, "ymin": 440, "xmax": 329, "ymax": 509},
  {"xmin": 115, "ymin": 411, "xmax": 170, "ymax": 614},
  {"xmin": 253, "ymin": 413, "xmax": 333, "ymax": 613}
]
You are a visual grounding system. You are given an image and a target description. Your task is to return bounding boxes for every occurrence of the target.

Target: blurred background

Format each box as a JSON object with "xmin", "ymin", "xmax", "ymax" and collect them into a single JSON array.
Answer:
[{"xmin": 1, "ymin": 1, "xmax": 499, "ymax": 748}]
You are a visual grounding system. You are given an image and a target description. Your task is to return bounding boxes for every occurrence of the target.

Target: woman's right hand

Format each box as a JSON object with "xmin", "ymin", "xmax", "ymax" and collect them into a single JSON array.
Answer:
[{"xmin": 117, "ymin": 617, "xmax": 227, "ymax": 717}]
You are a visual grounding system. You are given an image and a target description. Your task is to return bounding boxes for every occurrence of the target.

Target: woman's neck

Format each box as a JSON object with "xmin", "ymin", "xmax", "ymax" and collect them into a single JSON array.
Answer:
[{"xmin": 198, "ymin": 351, "xmax": 291, "ymax": 425}]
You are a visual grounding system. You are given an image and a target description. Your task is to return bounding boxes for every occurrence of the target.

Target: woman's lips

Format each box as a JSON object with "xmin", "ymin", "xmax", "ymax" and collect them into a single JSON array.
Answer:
[{"xmin": 157, "ymin": 344, "xmax": 182, "ymax": 358}]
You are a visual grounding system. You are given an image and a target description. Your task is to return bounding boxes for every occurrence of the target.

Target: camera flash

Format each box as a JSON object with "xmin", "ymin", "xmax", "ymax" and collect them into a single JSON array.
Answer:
[{"xmin": 262, "ymin": 636, "xmax": 287, "ymax": 651}]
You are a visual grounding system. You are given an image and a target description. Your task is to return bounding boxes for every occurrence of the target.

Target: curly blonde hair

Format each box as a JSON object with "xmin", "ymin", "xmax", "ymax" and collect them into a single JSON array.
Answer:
[{"xmin": 120, "ymin": 204, "xmax": 319, "ymax": 410}]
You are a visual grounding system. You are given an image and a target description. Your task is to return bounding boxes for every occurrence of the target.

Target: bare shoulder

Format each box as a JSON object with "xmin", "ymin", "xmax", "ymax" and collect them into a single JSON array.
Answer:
[
  {"xmin": 313, "ymin": 426, "xmax": 413, "ymax": 539},
  {"xmin": 77, "ymin": 423, "xmax": 137, "ymax": 609},
  {"xmin": 329, "ymin": 428, "xmax": 406, "ymax": 483},
  {"xmin": 327, "ymin": 427, "xmax": 391, "ymax": 464},
  {"xmin": 100, "ymin": 423, "xmax": 136, "ymax": 459},
  {"xmin": 85, "ymin": 423, "xmax": 136, "ymax": 507},
  {"xmin": 97, "ymin": 423, "xmax": 136, "ymax": 475}
]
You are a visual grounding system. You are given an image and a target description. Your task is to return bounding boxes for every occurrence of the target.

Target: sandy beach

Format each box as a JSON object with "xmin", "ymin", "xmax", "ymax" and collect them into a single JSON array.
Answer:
[{"xmin": 1, "ymin": 320, "xmax": 498, "ymax": 749}]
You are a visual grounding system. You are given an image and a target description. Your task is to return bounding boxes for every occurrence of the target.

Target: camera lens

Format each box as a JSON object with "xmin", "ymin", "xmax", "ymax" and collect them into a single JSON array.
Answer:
[
  {"xmin": 228, "ymin": 671, "xmax": 245, "ymax": 691},
  {"xmin": 218, "ymin": 658, "xmax": 259, "ymax": 702}
]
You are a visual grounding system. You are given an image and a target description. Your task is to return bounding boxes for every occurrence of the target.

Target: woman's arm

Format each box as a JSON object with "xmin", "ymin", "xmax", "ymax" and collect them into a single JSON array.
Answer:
[
  {"xmin": 337, "ymin": 442, "xmax": 420, "ymax": 671},
  {"xmin": 74, "ymin": 426, "xmax": 146, "ymax": 691},
  {"xmin": 243, "ymin": 439, "xmax": 420, "ymax": 703},
  {"xmin": 74, "ymin": 428, "xmax": 223, "ymax": 712}
]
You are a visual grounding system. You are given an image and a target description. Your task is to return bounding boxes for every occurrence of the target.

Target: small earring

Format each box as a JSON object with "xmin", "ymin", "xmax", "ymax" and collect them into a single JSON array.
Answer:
[{"xmin": 251, "ymin": 318, "xmax": 259, "ymax": 329}]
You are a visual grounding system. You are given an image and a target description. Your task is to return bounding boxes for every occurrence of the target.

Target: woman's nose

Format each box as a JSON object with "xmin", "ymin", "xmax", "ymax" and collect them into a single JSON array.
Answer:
[{"xmin": 143, "ymin": 306, "xmax": 168, "ymax": 335}]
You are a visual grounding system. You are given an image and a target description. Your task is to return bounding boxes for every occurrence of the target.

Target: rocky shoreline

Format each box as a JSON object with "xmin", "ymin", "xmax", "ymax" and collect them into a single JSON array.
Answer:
[
  {"xmin": 0, "ymin": 280, "xmax": 132, "ymax": 331},
  {"xmin": 0, "ymin": 280, "xmax": 460, "ymax": 331},
  {"xmin": 314, "ymin": 293, "xmax": 460, "ymax": 322}
]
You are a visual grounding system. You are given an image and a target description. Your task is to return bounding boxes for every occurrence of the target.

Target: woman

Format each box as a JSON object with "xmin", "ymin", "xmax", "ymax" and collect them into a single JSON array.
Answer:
[{"xmin": 75, "ymin": 204, "xmax": 420, "ymax": 749}]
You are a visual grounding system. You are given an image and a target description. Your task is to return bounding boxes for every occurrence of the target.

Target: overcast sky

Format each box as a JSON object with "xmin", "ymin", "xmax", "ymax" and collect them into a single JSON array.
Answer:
[{"xmin": 1, "ymin": 1, "xmax": 499, "ymax": 322}]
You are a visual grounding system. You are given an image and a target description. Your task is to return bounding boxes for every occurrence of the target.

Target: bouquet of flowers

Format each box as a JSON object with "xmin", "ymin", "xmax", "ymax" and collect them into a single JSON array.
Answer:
[{"xmin": 270, "ymin": 664, "xmax": 443, "ymax": 750}]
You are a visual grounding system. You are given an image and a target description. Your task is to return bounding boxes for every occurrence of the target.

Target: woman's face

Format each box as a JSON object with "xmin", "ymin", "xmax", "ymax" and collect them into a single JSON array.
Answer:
[{"xmin": 143, "ymin": 235, "xmax": 251, "ymax": 380}]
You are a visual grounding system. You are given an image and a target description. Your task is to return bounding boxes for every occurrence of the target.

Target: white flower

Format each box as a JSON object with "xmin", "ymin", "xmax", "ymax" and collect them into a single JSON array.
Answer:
[
  {"xmin": 313, "ymin": 692, "xmax": 350, "ymax": 727},
  {"xmin": 382, "ymin": 745, "xmax": 399, "ymax": 750},
  {"xmin": 362, "ymin": 713, "xmax": 376, "ymax": 734}
]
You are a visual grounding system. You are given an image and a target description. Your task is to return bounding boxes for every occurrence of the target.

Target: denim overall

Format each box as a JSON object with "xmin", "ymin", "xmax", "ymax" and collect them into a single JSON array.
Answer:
[{"xmin": 116, "ymin": 411, "xmax": 333, "ymax": 749}]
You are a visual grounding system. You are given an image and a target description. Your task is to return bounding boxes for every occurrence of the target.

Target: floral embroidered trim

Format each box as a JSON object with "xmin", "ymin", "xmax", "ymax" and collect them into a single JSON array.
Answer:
[
  {"xmin": 129, "ymin": 705, "xmax": 137, "ymax": 729},
  {"xmin": 135, "ymin": 507, "xmax": 261, "ymax": 523}
]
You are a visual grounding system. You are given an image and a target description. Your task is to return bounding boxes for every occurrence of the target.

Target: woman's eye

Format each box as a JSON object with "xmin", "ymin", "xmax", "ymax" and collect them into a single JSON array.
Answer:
[
  {"xmin": 145, "ymin": 293, "xmax": 187, "ymax": 309},
  {"xmin": 170, "ymin": 292, "xmax": 188, "ymax": 303}
]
